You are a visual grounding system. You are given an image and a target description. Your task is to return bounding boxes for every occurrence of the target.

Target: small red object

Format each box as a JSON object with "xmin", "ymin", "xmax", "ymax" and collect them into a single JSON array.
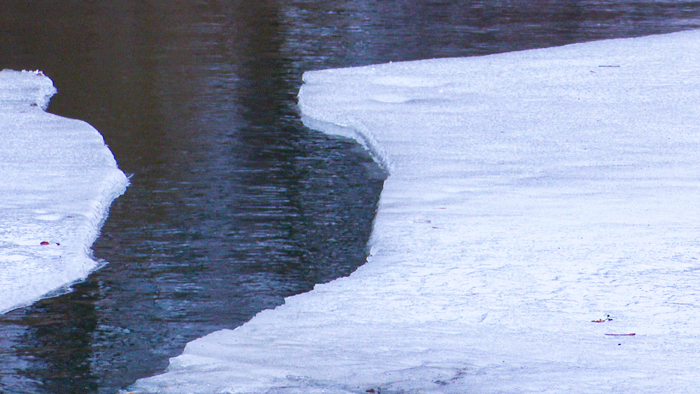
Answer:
[{"xmin": 40, "ymin": 241, "xmax": 50, "ymax": 246}]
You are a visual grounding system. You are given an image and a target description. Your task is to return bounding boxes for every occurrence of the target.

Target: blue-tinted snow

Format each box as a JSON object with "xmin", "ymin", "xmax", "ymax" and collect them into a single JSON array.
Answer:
[
  {"xmin": 133, "ymin": 31, "xmax": 700, "ymax": 393},
  {"xmin": 0, "ymin": 69, "xmax": 128, "ymax": 315}
]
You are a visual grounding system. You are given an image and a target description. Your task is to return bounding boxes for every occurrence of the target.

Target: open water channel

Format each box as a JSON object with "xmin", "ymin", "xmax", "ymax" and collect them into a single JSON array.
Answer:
[{"xmin": 1, "ymin": 1, "xmax": 699, "ymax": 393}]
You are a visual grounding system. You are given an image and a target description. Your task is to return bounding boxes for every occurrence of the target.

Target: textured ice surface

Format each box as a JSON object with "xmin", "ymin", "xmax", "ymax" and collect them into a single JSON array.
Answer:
[
  {"xmin": 130, "ymin": 31, "xmax": 700, "ymax": 393},
  {"xmin": 0, "ymin": 69, "xmax": 128, "ymax": 315}
]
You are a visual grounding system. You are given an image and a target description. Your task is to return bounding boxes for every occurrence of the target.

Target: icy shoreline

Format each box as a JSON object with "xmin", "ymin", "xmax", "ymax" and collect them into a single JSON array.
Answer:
[
  {"xmin": 131, "ymin": 31, "xmax": 700, "ymax": 393},
  {"xmin": 0, "ymin": 69, "xmax": 128, "ymax": 315}
]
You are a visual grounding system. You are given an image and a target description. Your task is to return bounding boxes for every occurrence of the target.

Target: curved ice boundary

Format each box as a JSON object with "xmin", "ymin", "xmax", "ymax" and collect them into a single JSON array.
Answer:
[
  {"xmin": 0, "ymin": 69, "xmax": 128, "ymax": 315},
  {"xmin": 130, "ymin": 31, "xmax": 700, "ymax": 393}
]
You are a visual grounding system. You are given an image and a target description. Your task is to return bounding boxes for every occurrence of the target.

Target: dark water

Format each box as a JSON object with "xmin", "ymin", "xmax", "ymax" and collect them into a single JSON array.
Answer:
[{"xmin": 1, "ymin": 1, "xmax": 699, "ymax": 393}]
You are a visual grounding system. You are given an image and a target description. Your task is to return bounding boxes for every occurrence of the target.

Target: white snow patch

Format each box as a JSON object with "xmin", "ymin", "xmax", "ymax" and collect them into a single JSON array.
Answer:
[
  {"xmin": 0, "ymin": 69, "xmax": 128, "ymax": 315},
  {"xmin": 130, "ymin": 31, "xmax": 700, "ymax": 393}
]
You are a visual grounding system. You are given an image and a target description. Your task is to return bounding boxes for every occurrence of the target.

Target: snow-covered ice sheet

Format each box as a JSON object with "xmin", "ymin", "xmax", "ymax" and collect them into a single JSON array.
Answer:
[
  {"xmin": 0, "ymin": 69, "xmax": 128, "ymax": 315},
  {"xmin": 130, "ymin": 31, "xmax": 700, "ymax": 393}
]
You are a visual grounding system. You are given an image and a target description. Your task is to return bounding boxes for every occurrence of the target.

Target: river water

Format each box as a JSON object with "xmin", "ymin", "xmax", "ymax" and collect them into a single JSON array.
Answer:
[{"xmin": 1, "ymin": 1, "xmax": 699, "ymax": 393}]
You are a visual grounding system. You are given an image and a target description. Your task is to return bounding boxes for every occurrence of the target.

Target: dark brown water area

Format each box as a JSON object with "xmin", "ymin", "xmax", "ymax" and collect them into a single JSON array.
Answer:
[{"xmin": 1, "ymin": 1, "xmax": 699, "ymax": 393}]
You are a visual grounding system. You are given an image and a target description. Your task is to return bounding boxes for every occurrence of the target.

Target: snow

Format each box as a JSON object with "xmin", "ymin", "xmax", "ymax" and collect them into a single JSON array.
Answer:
[
  {"xmin": 0, "ymin": 69, "xmax": 128, "ymax": 315},
  {"xmin": 129, "ymin": 30, "xmax": 700, "ymax": 393}
]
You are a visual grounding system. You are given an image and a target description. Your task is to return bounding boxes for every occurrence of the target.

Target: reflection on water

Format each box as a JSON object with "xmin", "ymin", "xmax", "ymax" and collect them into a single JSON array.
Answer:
[{"xmin": 1, "ymin": 1, "xmax": 699, "ymax": 393}]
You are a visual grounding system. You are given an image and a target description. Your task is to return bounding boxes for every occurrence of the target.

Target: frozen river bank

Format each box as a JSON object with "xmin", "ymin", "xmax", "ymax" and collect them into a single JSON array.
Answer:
[
  {"xmin": 0, "ymin": 70, "xmax": 128, "ymax": 315},
  {"xmin": 130, "ymin": 30, "xmax": 700, "ymax": 393}
]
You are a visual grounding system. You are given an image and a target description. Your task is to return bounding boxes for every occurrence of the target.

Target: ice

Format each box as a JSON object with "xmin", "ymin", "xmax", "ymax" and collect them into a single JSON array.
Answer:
[
  {"xmin": 0, "ymin": 69, "xmax": 128, "ymax": 315},
  {"xmin": 130, "ymin": 30, "xmax": 700, "ymax": 393}
]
